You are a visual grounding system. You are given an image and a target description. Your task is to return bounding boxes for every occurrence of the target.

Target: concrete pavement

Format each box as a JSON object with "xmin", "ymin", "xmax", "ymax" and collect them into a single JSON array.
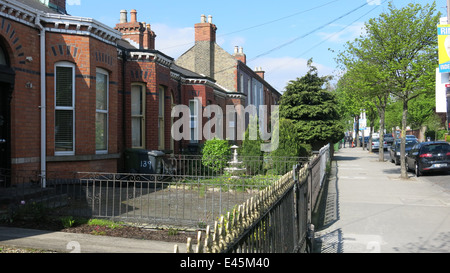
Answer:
[{"xmin": 314, "ymin": 147, "xmax": 450, "ymax": 253}]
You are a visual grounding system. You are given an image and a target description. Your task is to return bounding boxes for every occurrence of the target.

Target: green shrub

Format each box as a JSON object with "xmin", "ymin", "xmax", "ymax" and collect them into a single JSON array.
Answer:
[
  {"xmin": 240, "ymin": 117, "xmax": 264, "ymax": 175},
  {"xmin": 270, "ymin": 119, "xmax": 310, "ymax": 175},
  {"xmin": 60, "ymin": 216, "xmax": 76, "ymax": 228},
  {"xmin": 12, "ymin": 201, "xmax": 49, "ymax": 222},
  {"xmin": 201, "ymin": 138, "xmax": 231, "ymax": 174}
]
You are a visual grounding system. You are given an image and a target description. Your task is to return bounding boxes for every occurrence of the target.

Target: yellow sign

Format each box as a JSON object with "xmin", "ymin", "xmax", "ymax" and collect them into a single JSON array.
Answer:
[{"xmin": 438, "ymin": 24, "xmax": 450, "ymax": 73}]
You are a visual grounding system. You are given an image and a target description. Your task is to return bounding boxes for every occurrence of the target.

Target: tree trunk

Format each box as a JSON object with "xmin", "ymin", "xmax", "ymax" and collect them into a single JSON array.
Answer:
[
  {"xmin": 400, "ymin": 99, "xmax": 409, "ymax": 179},
  {"xmin": 419, "ymin": 125, "xmax": 427, "ymax": 142},
  {"xmin": 355, "ymin": 115, "xmax": 360, "ymax": 148},
  {"xmin": 379, "ymin": 109, "xmax": 385, "ymax": 162}
]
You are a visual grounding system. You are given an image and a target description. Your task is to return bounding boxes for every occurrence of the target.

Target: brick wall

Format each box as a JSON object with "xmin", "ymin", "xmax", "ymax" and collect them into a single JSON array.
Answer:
[
  {"xmin": 1, "ymin": 18, "xmax": 42, "ymax": 173},
  {"xmin": 1, "ymin": 15, "xmax": 122, "ymax": 178}
]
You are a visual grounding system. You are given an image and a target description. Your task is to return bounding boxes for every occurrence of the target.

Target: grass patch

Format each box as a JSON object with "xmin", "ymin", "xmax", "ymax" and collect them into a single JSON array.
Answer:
[
  {"xmin": 180, "ymin": 174, "xmax": 280, "ymax": 190},
  {"xmin": 87, "ymin": 219, "xmax": 125, "ymax": 229}
]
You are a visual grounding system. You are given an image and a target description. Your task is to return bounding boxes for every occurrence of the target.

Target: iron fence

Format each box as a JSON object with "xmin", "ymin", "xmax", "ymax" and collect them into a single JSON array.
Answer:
[
  {"xmin": 0, "ymin": 146, "xmax": 330, "ymax": 253},
  {"xmin": 0, "ymin": 155, "xmax": 310, "ymax": 229},
  {"xmin": 178, "ymin": 144, "xmax": 331, "ymax": 253}
]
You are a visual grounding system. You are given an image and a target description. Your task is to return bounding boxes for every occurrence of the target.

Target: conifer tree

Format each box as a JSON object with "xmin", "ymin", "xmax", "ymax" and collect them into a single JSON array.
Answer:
[{"xmin": 280, "ymin": 59, "xmax": 344, "ymax": 151}]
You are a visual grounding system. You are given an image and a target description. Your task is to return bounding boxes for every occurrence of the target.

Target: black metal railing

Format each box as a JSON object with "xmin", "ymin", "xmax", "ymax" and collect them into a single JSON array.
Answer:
[
  {"xmin": 0, "ymin": 155, "xmax": 310, "ymax": 229},
  {"xmin": 177, "ymin": 144, "xmax": 331, "ymax": 253}
]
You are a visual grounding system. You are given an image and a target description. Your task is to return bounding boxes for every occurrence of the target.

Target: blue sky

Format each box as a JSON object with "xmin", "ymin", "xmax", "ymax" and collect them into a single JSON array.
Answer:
[{"xmin": 66, "ymin": 0, "xmax": 442, "ymax": 92}]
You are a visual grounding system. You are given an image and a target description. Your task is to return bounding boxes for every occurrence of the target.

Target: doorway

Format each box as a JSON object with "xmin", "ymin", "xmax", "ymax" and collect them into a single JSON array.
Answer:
[
  {"xmin": 0, "ymin": 43, "xmax": 14, "ymax": 186},
  {"xmin": 0, "ymin": 81, "xmax": 12, "ymax": 187},
  {"xmin": 0, "ymin": 82, "xmax": 11, "ymax": 168}
]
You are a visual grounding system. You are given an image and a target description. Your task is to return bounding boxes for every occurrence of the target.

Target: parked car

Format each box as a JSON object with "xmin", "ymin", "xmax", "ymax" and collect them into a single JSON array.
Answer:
[
  {"xmin": 405, "ymin": 141, "xmax": 450, "ymax": 177},
  {"xmin": 389, "ymin": 139, "xmax": 418, "ymax": 165},
  {"xmin": 384, "ymin": 134, "xmax": 395, "ymax": 147},
  {"xmin": 405, "ymin": 135, "xmax": 418, "ymax": 141},
  {"xmin": 358, "ymin": 136, "xmax": 370, "ymax": 147},
  {"xmin": 371, "ymin": 138, "xmax": 387, "ymax": 152}
]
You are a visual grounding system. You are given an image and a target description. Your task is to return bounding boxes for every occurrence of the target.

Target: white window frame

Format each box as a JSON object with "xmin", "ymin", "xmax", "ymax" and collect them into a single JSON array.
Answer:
[
  {"xmin": 158, "ymin": 86, "xmax": 165, "ymax": 150},
  {"xmin": 55, "ymin": 61, "xmax": 75, "ymax": 156},
  {"xmin": 189, "ymin": 99, "xmax": 199, "ymax": 144},
  {"xmin": 96, "ymin": 68, "xmax": 109, "ymax": 154},
  {"xmin": 131, "ymin": 83, "xmax": 146, "ymax": 149},
  {"xmin": 247, "ymin": 79, "xmax": 251, "ymax": 106},
  {"xmin": 253, "ymin": 82, "xmax": 257, "ymax": 107}
]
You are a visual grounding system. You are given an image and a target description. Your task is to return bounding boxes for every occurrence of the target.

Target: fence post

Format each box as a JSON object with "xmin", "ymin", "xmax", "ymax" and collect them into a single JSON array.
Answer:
[
  {"xmin": 307, "ymin": 159, "xmax": 315, "ymax": 253},
  {"xmin": 292, "ymin": 164, "xmax": 298, "ymax": 252}
]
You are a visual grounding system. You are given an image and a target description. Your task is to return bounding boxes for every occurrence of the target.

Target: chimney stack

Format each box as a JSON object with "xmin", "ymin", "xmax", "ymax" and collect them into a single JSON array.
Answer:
[
  {"xmin": 115, "ymin": 9, "xmax": 157, "ymax": 50},
  {"xmin": 195, "ymin": 14, "xmax": 217, "ymax": 42},
  {"xmin": 233, "ymin": 46, "xmax": 246, "ymax": 64},
  {"xmin": 255, "ymin": 67, "xmax": 265, "ymax": 79},
  {"xmin": 193, "ymin": 14, "xmax": 217, "ymax": 78},
  {"xmin": 143, "ymin": 23, "xmax": 157, "ymax": 50}
]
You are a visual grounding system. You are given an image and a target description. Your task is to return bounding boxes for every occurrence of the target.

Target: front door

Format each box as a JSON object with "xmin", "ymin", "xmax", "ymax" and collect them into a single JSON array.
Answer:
[{"xmin": 0, "ymin": 81, "xmax": 11, "ymax": 172}]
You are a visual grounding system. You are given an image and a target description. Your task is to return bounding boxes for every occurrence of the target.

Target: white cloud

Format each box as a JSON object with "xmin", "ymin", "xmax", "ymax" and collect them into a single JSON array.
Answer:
[
  {"xmin": 317, "ymin": 22, "xmax": 366, "ymax": 43},
  {"xmin": 367, "ymin": 0, "xmax": 381, "ymax": 5},
  {"xmin": 67, "ymin": 0, "xmax": 81, "ymax": 5}
]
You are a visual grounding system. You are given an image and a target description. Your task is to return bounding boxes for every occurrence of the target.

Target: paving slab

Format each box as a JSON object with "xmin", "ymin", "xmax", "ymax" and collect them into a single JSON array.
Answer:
[{"xmin": 314, "ymin": 147, "xmax": 450, "ymax": 253}]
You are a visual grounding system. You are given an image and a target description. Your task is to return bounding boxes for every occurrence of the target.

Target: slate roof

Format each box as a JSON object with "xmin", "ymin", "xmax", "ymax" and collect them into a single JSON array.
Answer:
[{"xmin": 14, "ymin": 0, "xmax": 66, "ymax": 14}]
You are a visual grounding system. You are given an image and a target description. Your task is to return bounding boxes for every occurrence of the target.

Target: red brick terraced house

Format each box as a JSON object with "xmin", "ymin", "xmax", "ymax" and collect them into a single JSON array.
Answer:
[
  {"xmin": 176, "ymin": 14, "xmax": 281, "ymax": 143},
  {"xmin": 0, "ymin": 0, "xmax": 281, "ymax": 186}
]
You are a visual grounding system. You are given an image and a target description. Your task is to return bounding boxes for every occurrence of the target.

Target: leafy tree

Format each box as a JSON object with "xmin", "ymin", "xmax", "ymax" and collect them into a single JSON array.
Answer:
[
  {"xmin": 407, "ymin": 89, "xmax": 436, "ymax": 140},
  {"xmin": 337, "ymin": 42, "xmax": 392, "ymax": 161},
  {"xmin": 201, "ymin": 138, "xmax": 231, "ymax": 174},
  {"xmin": 280, "ymin": 59, "xmax": 344, "ymax": 151},
  {"xmin": 336, "ymin": 2, "xmax": 439, "ymax": 176},
  {"xmin": 335, "ymin": 65, "xmax": 384, "ymax": 152},
  {"xmin": 362, "ymin": 2, "xmax": 439, "ymax": 178}
]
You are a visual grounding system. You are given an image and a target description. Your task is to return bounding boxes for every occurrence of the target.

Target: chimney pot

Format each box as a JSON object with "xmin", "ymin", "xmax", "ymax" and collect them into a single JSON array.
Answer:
[
  {"xmin": 120, "ymin": 10, "xmax": 128, "ymax": 23},
  {"xmin": 239, "ymin": 47, "xmax": 243, "ymax": 54},
  {"xmin": 208, "ymin": 15, "xmax": 213, "ymax": 23},
  {"xmin": 201, "ymin": 14, "xmax": 206, "ymax": 23},
  {"xmin": 130, "ymin": 9, "xmax": 137, "ymax": 23},
  {"xmin": 234, "ymin": 46, "xmax": 239, "ymax": 54}
]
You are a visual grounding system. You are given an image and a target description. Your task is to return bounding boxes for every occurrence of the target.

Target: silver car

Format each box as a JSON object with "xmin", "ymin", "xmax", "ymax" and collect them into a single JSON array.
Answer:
[
  {"xmin": 371, "ymin": 138, "xmax": 380, "ymax": 151},
  {"xmin": 371, "ymin": 138, "xmax": 387, "ymax": 151}
]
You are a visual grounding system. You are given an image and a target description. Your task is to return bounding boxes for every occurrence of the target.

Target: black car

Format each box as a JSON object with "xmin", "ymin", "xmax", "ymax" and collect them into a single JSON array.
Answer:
[
  {"xmin": 405, "ymin": 141, "xmax": 450, "ymax": 177},
  {"xmin": 390, "ymin": 139, "xmax": 418, "ymax": 165}
]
